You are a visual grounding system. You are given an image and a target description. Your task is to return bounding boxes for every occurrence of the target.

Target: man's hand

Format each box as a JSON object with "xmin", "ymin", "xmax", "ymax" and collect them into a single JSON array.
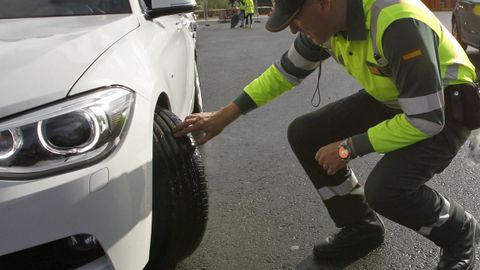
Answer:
[
  {"xmin": 173, "ymin": 111, "xmax": 223, "ymax": 145},
  {"xmin": 315, "ymin": 140, "xmax": 348, "ymax": 175},
  {"xmin": 173, "ymin": 103, "xmax": 241, "ymax": 145}
]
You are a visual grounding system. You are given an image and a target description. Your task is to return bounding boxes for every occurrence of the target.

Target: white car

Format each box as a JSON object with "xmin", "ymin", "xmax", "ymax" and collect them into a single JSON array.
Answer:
[{"xmin": 0, "ymin": 0, "xmax": 207, "ymax": 269}]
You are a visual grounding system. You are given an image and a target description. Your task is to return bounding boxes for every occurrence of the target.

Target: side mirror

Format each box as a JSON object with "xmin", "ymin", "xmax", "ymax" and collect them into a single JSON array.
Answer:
[{"xmin": 145, "ymin": 0, "xmax": 197, "ymax": 19}]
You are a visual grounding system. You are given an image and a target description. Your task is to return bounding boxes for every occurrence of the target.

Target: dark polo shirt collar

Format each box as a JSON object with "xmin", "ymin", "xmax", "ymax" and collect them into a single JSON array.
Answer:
[{"xmin": 343, "ymin": 0, "xmax": 367, "ymax": 40}]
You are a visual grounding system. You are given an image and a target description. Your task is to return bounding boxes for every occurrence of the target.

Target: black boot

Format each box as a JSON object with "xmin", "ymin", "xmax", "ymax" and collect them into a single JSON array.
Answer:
[
  {"xmin": 436, "ymin": 213, "xmax": 480, "ymax": 270},
  {"xmin": 313, "ymin": 213, "xmax": 385, "ymax": 260}
]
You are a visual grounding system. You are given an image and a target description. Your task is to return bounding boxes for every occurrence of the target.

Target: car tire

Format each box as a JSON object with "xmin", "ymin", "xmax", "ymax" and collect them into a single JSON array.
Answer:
[
  {"xmin": 146, "ymin": 107, "xmax": 208, "ymax": 269},
  {"xmin": 452, "ymin": 18, "xmax": 467, "ymax": 50}
]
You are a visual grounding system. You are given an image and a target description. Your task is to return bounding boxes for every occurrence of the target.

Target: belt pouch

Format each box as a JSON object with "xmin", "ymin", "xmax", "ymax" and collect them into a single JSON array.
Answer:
[{"xmin": 460, "ymin": 83, "xmax": 480, "ymax": 130}]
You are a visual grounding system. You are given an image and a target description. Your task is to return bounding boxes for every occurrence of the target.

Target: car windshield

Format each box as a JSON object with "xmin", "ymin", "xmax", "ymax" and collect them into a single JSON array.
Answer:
[{"xmin": 0, "ymin": 0, "xmax": 131, "ymax": 19}]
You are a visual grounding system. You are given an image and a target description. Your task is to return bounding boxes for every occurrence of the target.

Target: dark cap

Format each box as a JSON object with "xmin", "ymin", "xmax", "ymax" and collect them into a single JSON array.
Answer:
[{"xmin": 266, "ymin": 0, "xmax": 307, "ymax": 32}]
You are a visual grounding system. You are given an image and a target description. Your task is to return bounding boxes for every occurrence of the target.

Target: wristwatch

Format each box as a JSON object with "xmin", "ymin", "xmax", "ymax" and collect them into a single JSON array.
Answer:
[{"xmin": 338, "ymin": 139, "xmax": 355, "ymax": 161}]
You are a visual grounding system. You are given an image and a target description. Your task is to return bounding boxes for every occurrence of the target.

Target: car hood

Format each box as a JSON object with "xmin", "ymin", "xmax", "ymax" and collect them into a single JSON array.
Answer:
[{"xmin": 0, "ymin": 14, "xmax": 139, "ymax": 119}]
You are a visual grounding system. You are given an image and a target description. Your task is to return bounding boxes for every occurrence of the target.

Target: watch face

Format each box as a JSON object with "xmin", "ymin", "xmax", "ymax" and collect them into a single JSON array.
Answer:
[{"xmin": 339, "ymin": 146, "xmax": 349, "ymax": 159}]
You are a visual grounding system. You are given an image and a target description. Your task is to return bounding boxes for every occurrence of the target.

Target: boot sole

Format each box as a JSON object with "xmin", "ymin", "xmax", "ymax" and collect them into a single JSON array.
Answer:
[
  {"xmin": 313, "ymin": 236, "xmax": 384, "ymax": 260},
  {"xmin": 314, "ymin": 213, "xmax": 386, "ymax": 260}
]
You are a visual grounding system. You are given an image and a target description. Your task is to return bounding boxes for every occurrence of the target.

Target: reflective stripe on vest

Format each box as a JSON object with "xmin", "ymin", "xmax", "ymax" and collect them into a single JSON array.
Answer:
[
  {"xmin": 244, "ymin": 64, "xmax": 293, "ymax": 107},
  {"xmin": 326, "ymin": 0, "xmax": 475, "ymax": 105},
  {"xmin": 369, "ymin": 0, "xmax": 475, "ymax": 88}
]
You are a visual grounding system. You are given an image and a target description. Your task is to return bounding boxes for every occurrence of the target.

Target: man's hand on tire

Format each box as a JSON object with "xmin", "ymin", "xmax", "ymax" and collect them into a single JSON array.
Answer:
[{"xmin": 173, "ymin": 103, "xmax": 241, "ymax": 145}]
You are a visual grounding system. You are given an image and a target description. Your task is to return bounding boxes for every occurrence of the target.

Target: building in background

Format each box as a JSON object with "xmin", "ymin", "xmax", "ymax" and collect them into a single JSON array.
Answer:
[{"xmin": 422, "ymin": 0, "xmax": 456, "ymax": 10}]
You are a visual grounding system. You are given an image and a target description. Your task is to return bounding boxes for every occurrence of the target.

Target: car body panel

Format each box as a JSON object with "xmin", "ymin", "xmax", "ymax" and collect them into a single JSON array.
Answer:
[
  {"xmin": 70, "ymin": 13, "xmax": 196, "ymax": 120},
  {"xmin": 0, "ymin": 14, "xmax": 139, "ymax": 119},
  {"xmin": 453, "ymin": 0, "xmax": 480, "ymax": 49},
  {"xmin": 0, "ymin": 93, "xmax": 154, "ymax": 270},
  {"xmin": 0, "ymin": 0, "xmax": 200, "ymax": 268}
]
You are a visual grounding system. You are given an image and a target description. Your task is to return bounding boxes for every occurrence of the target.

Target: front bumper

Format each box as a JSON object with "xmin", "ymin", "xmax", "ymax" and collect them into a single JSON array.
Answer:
[{"xmin": 0, "ymin": 96, "xmax": 154, "ymax": 270}]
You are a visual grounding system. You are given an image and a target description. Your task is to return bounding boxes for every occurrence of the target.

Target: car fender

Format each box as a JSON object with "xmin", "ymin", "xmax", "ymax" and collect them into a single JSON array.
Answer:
[{"xmin": 70, "ymin": 13, "xmax": 196, "ymax": 121}]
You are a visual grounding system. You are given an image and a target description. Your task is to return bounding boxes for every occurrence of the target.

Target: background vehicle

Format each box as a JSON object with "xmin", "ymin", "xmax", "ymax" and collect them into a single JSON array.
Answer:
[
  {"xmin": 452, "ymin": 0, "xmax": 480, "ymax": 50},
  {"xmin": 0, "ymin": 0, "xmax": 207, "ymax": 269}
]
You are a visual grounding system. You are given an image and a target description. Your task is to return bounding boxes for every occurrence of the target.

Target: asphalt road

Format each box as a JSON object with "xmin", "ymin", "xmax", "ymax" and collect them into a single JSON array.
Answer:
[{"xmin": 178, "ymin": 12, "xmax": 480, "ymax": 270}]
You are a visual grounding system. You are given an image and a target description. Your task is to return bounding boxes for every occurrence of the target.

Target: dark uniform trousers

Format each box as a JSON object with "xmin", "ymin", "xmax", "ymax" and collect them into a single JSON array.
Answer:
[{"xmin": 287, "ymin": 89, "xmax": 471, "ymax": 247}]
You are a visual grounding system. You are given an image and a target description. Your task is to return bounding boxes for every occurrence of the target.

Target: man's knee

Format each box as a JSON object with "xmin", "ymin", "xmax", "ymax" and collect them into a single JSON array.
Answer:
[
  {"xmin": 364, "ymin": 178, "xmax": 397, "ymax": 214},
  {"xmin": 288, "ymin": 116, "xmax": 308, "ymax": 148},
  {"xmin": 365, "ymin": 178, "xmax": 414, "ymax": 217}
]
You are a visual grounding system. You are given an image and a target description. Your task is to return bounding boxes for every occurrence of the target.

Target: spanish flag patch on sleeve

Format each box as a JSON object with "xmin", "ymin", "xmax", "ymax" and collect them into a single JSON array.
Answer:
[{"xmin": 402, "ymin": 49, "xmax": 422, "ymax": 61}]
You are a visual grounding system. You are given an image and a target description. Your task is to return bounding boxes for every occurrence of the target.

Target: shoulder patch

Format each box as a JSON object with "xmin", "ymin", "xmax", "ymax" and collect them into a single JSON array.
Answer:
[{"xmin": 402, "ymin": 49, "xmax": 422, "ymax": 61}]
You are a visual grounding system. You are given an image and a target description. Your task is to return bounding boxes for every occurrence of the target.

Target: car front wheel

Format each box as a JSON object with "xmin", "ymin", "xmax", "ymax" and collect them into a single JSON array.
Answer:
[{"xmin": 146, "ymin": 107, "xmax": 208, "ymax": 269}]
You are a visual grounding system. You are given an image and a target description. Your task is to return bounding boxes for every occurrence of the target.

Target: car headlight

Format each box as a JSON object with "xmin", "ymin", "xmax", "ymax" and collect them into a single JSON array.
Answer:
[{"xmin": 0, "ymin": 86, "xmax": 135, "ymax": 179}]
